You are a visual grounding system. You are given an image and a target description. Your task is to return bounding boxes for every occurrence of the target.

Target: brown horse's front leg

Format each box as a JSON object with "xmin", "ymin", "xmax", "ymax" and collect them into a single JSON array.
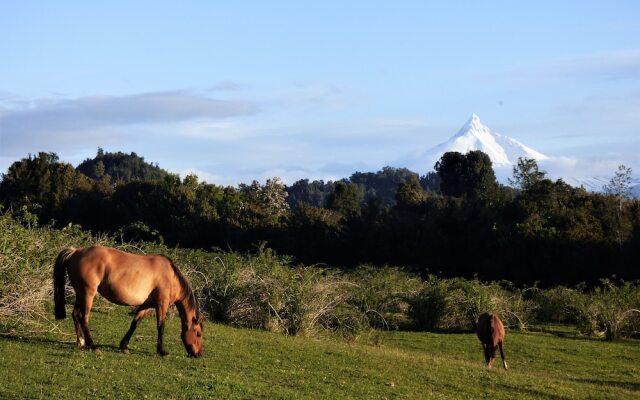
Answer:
[
  {"xmin": 120, "ymin": 307, "xmax": 152, "ymax": 353},
  {"xmin": 156, "ymin": 302, "xmax": 169, "ymax": 356},
  {"xmin": 482, "ymin": 343, "xmax": 490, "ymax": 366},
  {"xmin": 487, "ymin": 345, "xmax": 498, "ymax": 368}
]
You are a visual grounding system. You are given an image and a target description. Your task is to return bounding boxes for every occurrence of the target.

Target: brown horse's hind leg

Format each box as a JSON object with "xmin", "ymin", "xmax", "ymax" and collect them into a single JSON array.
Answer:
[
  {"xmin": 120, "ymin": 307, "xmax": 153, "ymax": 353},
  {"xmin": 72, "ymin": 300, "xmax": 86, "ymax": 348},
  {"xmin": 76, "ymin": 289, "xmax": 98, "ymax": 350},
  {"xmin": 156, "ymin": 302, "xmax": 170, "ymax": 356}
]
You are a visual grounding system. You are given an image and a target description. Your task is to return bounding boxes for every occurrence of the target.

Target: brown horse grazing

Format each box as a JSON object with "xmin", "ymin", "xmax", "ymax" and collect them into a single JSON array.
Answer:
[
  {"xmin": 53, "ymin": 245, "xmax": 203, "ymax": 357},
  {"xmin": 476, "ymin": 313, "xmax": 507, "ymax": 369}
]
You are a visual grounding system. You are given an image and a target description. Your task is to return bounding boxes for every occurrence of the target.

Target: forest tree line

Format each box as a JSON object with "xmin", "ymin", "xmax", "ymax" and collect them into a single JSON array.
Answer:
[{"xmin": 1, "ymin": 149, "xmax": 638, "ymax": 286}]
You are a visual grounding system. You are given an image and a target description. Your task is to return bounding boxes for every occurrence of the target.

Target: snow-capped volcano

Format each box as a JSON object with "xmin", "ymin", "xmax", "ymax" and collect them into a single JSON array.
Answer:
[
  {"xmin": 398, "ymin": 114, "xmax": 639, "ymax": 196},
  {"xmin": 426, "ymin": 114, "xmax": 547, "ymax": 168}
]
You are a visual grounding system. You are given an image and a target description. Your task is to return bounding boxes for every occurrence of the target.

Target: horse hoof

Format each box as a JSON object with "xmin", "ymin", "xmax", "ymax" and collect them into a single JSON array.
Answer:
[
  {"xmin": 121, "ymin": 348, "xmax": 130, "ymax": 354},
  {"xmin": 158, "ymin": 350, "xmax": 169, "ymax": 357},
  {"xmin": 92, "ymin": 347, "xmax": 102, "ymax": 354}
]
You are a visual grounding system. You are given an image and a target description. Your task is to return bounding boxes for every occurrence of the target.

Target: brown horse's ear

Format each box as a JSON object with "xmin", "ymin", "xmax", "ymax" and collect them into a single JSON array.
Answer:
[
  {"xmin": 193, "ymin": 316, "xmax": 204, "ymax": 325},
  {"xmin": 198, "ymin": 316, "xmax": 204, "ymax": 325}
]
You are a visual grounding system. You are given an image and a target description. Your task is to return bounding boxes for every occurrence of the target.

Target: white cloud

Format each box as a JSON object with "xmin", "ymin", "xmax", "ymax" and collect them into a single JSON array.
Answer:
[
  {"xmin": 541, "ymin": 154, "xmax": 639, "ymax": 182},
  {"xmin": 179, "ymin": 168, "xmax": 226, "ymax": 185},
  {"xmin": 177, "ymin": 120, "xmax": 257, "ymax": 142}
]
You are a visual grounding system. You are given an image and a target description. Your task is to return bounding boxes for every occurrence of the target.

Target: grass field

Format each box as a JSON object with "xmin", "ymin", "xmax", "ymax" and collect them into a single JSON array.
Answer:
[{"xmin": 1, "ymin": 308, "xmax": 638, "ymax": 399}]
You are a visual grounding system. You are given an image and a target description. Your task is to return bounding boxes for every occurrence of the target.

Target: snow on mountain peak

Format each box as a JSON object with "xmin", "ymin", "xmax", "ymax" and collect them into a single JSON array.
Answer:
[
  {"xmin": 430, "ymin": 114, "xmax": 548, "ymax": 168},
  {"xmin": 461, "ymin": 113, "xmax": 483, "ymax": 132}
]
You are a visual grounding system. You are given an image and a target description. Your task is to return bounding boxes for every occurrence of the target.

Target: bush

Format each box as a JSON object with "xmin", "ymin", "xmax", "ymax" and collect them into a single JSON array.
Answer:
[
  {"xmin": 571, "ymin": 279, "xmax": 640, "ymax": 340},
  {"xmin": 348, "ymin": 266, "xmax": 421, "ymax": 330},
  {"xmin": 409, "ymin": 276, "xmax": 536, "ymax": 332},
  {"xmin": 191, "ymin": 245, "xmax": 358, "ymax": 337},
  {"xmin": 533, "ymin": 286, "xmax": 582, "ymax": 324},
  {"xmin": 408, "ymin": 277, "xmax": 449, "ymax": 331}
]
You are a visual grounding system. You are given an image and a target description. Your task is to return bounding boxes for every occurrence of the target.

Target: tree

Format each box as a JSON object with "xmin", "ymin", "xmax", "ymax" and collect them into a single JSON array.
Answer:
[
  {"xmin": 434, "ymin": 151, "xmax": 498, "ymax": 202},
  {"xmin": 435, "ymin": 152, "xmax": 467, "ymax": 197},
  {"xmin": 395, "ymin": 174, "xmax": 427, "ymax": 209},
  {"xmin": 420, "ymin": 172, "xmax": 441, "ymax": 194},
  {"xmin": 509, "ymin": 157, "xmax": 546, "ymax": 191},
  {"xmin": 0, "ymin": 152, "xmax": 92, "ymax": 223},
  {"xmin": 238, "ymin": 178, "xmax": 290, "ymax": 227},
  {"xmin": 464, "ymin": 150, "xmax": 499, "ymax": 202},
  {"xmin": 604, "ymin": 164, "xmax": 633, "ymax": 212},
  {"xmin": 327, "ymin": 181, "xmax": 361, "ymax": 218},
  {"xmin": 350, "ymin": 167, "xmax": 418, "ymax": 205},
  {"xmin": 76, "ymin": 149, "xmax": 169, "ymax": 185},
  {"xmin": 603, "ymin": 165, "xmax": 634, "ymax": 248},
  {"xmin": 286, "ymin": 179, "xmax": 335, "ymax": 209}
]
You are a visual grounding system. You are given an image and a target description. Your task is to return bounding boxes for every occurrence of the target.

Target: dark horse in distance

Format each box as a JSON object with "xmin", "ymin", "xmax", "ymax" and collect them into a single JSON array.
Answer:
[
  {"xmin": 476, "ymin": 313, "xmax": 507, "ymax": 369},
  {"xmin": 54, "ymin": 245, "xmax": 203, "ymax": 357}
]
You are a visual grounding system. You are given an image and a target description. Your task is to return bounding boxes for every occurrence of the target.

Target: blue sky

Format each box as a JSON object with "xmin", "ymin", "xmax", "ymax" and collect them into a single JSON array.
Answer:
[{"xmin": 1, "ymin": 1, "xmax": 639, "ymax": 185}]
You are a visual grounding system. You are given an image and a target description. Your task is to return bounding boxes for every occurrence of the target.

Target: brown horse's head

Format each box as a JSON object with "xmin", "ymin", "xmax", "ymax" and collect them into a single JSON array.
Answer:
[{"xmin": 181, "ymin": 315, "xmax": 204, "ymax": 357}]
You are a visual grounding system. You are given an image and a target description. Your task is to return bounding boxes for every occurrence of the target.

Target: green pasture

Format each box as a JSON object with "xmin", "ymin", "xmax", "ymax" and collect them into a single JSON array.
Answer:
[{"xmin": 0, "ymin": 308, "xmax": 638, "ymax": 399}]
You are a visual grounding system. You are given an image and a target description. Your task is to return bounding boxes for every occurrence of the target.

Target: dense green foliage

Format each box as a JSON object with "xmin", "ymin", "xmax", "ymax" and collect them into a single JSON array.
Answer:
[
  {"xmin": 76, "ymin": 148, "xmax": 170, "ymax": 185},
  {"xmin": 1, "ymin": 149, "xmax": 639, "ymax": 285}
]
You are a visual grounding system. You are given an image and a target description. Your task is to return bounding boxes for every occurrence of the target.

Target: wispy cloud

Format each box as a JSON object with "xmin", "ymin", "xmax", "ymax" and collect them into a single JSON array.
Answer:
[
  {"xmin": 487, "ymin": 49, "xmax": 640, "ymax": 84},
  {"xmin": 175, "ymin": 120, "xmax": 258, "ymax": 142},
  {"xmin": 552, "ymin": 90, "xmax": 640, "ymax": 118},
  {"xmin": 550, "ymin": 49, "xmax": 640, "ymax": 81},
  {"xmin": 0, "ymin": 91, "xmax": 260, "ymax": 155},
  {"xmin": 268, "ymin": 84, "xmax": 345, "ymax": 109},
  {"xmin": 208, "ymin": 80, "xmax": 245, "ymax": 92}
]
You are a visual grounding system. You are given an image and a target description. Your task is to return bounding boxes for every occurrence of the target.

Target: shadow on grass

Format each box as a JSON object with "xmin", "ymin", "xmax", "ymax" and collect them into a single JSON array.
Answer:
[
  {"xmin": 497, "ymin": 383, "xmax": 572, "ymax": 400},
  {"xmin": 0, "ymin": 333, "xmax": 73, "ymax": 347},
  {"xmin": 569, "ymin": 378, "xmax": 640, "ymax": 392},
  {"xmin": 526, "ymin": 326, "xmax": 602, "ymax": 342},
  {"xmin": 0, "ymin": 333, "xmax": 154, "ymax": 356}
]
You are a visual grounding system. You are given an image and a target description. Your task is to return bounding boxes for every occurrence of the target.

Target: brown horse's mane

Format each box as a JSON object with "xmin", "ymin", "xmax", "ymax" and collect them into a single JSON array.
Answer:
[{"xmin": 164, "ymin": 256, "xmax": 199, "ymax": 318}]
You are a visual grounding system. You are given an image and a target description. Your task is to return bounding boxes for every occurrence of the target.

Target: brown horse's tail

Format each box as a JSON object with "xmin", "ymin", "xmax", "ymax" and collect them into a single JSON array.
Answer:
[{"xmin": 54, "ymin": 247, "xmax": 77, "ymax": 319}]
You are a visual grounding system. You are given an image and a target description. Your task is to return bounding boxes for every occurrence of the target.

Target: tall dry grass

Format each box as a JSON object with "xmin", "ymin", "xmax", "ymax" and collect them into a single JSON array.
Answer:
[{"xmin": 0, "ymin": 215, "xmax": 111, "ymax": 332}]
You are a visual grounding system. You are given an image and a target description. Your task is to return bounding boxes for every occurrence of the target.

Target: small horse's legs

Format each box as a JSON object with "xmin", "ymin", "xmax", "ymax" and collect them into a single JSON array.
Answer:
[
  {"xmin": 482, "ymin": 343, "xmax": 497, "ymax": 368},
  {"xmin": 120, "ymin": 307, "xmax": 152, "ymax": 353},
  {"xmin": 498, "ymin": 342, "xmax": 508, "ymax": 370},
  {"xmin": 482, "ymin": 343, "xmax": 491, "ymax": 367},
  {"xmin": 487, "ymin": 345, "xmax": 498, "ymax": 368},
  {"xmin": 156, "ymin": 302, "xmax": 169, "ymax": 356}
]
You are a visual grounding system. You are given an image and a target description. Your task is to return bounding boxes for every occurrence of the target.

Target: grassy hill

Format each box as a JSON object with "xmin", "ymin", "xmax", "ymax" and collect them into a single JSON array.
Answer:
[{"xmin": 1, "ymin": 309, "xmax": 639, "ymax": 399}]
